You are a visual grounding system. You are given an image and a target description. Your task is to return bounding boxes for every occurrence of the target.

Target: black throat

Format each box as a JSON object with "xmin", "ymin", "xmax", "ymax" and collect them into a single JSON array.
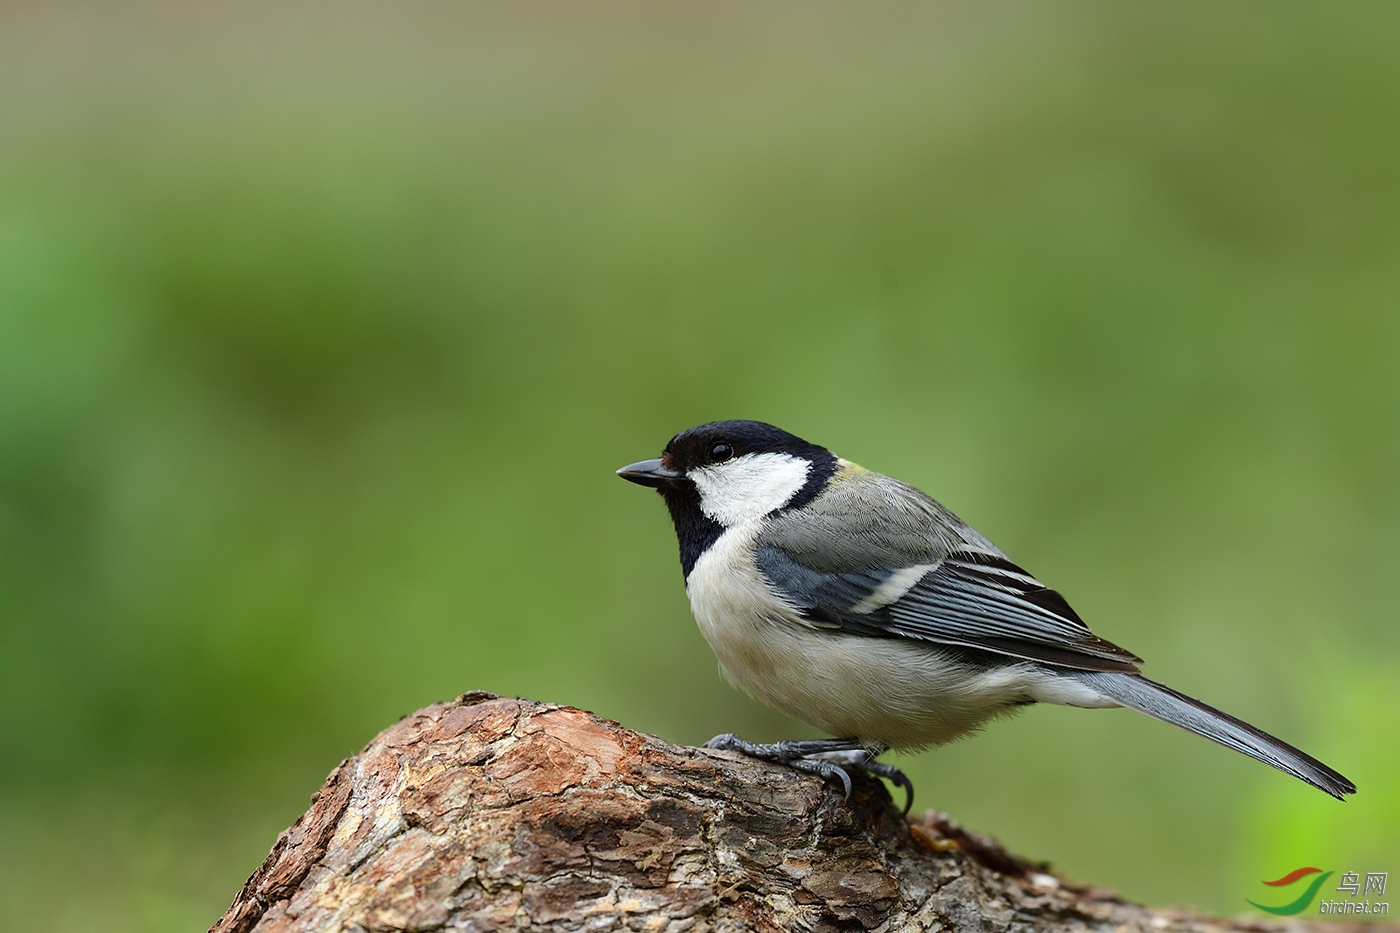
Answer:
[{"xmin": 659, "ymin": 484, "xmax": 724, "ymax": 580}]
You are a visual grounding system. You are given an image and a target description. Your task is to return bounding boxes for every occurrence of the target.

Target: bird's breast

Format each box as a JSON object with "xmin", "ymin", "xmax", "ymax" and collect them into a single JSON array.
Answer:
[{"xmin": 684, "ymin": 523, "xmax": 810, "ymax": 685}]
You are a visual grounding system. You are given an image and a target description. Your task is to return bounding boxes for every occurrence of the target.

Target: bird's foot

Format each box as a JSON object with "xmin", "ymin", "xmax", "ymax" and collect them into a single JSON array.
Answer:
[
  {"xmin": 703, "ymin": 734, "xmax": 914, "ymax": 814},
  {"xmin": 853, "ymin": 757, "xmax": 914, "ymax": 814}
]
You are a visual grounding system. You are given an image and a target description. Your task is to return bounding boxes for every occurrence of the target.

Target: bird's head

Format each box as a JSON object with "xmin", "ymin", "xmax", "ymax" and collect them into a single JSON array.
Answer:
[{"xmin": 618, "ymin": 420, "xmax": 838, "ymax": 528}]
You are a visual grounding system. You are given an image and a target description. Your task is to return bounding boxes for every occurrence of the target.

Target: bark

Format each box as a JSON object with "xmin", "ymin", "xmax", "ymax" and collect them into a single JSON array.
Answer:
[{"xmin": 213, "ymin": 692, "xmax": 1389, "ymax": 933}]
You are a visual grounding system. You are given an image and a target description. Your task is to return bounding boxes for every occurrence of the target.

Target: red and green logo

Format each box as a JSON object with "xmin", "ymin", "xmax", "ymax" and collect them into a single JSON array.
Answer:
[{"xmin": 1248, "ymin": 867, "xmax": 1334, "ymax": 915}]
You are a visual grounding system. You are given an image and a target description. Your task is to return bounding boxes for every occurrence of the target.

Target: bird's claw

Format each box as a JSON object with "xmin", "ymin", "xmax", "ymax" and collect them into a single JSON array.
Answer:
[
  {"xmin": 786, "ymin": 755, "xmax": 853, "ymax": 797},
  {"xmin": 703, "ymin": 733, "xmax": 914, "ymax": 812},
  {"xmin": 855, "ymin": 759, "xmax": 914, "ymax": 814}
]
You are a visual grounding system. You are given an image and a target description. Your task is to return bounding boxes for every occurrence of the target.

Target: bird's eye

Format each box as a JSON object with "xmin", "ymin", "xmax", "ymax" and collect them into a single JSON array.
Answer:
[{"xmin": 708, "ymin": 442, "xmax": 734, "ymax": 463}]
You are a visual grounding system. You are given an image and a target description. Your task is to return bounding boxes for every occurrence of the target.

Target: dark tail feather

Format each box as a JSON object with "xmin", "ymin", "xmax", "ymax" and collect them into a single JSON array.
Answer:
[{"xmin": 1073, "ymin": 671, "xmax": 1356, "ymax": 800}]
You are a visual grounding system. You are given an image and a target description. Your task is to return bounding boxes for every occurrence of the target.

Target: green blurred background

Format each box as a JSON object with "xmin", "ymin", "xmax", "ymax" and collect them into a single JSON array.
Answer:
[{"xmin": 2, "ymin": 2, "xmax": 1397, "ymax": 928}]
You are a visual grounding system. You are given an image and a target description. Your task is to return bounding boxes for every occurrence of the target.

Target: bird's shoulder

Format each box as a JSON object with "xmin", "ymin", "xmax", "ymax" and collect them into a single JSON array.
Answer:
[{"xmin": 758, "ymin": 459, "xmax": 998, "ymax": 572}]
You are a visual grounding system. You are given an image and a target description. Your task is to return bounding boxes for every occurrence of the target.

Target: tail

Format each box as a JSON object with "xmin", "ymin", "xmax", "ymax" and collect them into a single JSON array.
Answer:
[{"xmin": 1072, "ymin": 671, "xmax": 1356, "ymax": 800}]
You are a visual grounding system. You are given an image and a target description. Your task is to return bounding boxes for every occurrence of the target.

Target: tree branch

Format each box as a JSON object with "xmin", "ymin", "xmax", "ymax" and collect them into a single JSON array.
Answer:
[{"xmin": 212, "ymin": 692, "xmax": 1389, "ymax": 933}]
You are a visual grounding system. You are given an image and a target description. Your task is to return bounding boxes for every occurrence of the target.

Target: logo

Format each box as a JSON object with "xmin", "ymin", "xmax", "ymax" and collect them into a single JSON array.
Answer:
[
  {"xmin": 1248, "ymin": 867, "xmax": 1390, "ymax": 917},
  {"xmin": 1248, "ymin": 867, "xmax": 1333, "ymax": 915}
]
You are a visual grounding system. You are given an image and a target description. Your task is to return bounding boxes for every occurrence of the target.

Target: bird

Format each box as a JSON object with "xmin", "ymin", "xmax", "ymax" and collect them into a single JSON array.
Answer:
[{"xmin": 617, "ymin": 419, "xmax": 1355, "ymax": 810}]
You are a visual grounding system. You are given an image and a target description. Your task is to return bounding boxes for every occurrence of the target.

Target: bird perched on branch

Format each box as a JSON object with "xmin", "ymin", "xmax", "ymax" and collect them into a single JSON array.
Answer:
[{"xmin": 618, "ymin": 420, "xmax": 1355, "ymax": 809}]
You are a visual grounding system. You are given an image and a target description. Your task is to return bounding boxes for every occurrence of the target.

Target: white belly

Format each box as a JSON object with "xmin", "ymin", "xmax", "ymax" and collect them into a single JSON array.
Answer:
[{"xmin": 684, "ymin": 523, "xmax": 1098, "ymax": 749}]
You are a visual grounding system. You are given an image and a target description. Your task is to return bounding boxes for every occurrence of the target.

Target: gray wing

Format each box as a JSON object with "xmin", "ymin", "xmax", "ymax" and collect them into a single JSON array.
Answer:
[{"xmin": 756, "ymin": 469, "xmax": 1142, "ymax": 673}]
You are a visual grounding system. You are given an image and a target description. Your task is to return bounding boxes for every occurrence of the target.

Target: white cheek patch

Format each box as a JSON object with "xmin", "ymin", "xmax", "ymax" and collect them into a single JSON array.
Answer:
[{"xmin": 690, "ymin": 453, "xmax": 811, "ymax": 526}]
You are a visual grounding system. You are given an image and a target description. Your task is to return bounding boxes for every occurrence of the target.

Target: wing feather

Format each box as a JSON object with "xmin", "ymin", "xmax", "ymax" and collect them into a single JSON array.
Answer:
[{"xmin": 755, "ymin": 469, "xmax": 1142, "ymax": 672}]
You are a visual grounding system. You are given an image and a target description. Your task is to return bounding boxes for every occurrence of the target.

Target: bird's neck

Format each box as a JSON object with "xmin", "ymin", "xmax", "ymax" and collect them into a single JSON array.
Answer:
[{"xmin": 661, "ymin": 486, "xmax": 725, "ymax": 579}]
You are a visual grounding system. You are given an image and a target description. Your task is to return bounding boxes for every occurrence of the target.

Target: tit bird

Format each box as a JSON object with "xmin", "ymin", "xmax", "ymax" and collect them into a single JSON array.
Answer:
[{"xmin": 618, "ymin": 420, "xmax": 1355, "ymax": 809}]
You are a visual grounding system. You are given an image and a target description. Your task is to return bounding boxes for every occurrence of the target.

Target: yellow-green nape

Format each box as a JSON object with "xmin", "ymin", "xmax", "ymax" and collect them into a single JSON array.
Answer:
[{"xmin": 832, "ymin": 458, "xmax": 869, "ymax": 483}]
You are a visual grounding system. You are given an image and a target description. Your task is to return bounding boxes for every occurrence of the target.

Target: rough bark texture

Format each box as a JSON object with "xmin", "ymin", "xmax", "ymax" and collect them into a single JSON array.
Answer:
[{"xmin": 213, "ymin": 692, "xmax": 1389, "ymax": 933}]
